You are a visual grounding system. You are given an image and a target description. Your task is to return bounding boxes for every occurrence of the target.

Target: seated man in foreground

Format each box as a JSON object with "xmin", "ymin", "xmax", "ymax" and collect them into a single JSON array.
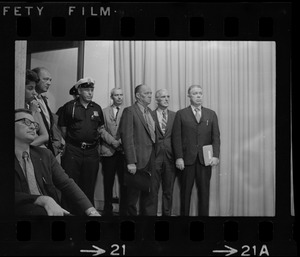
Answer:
[{"xmin": 14, "ymin": 108, "xmax": 100, "ymax": 216}]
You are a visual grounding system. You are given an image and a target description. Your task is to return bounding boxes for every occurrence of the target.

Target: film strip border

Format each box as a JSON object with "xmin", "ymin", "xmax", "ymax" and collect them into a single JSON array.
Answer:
[
  {"xmin": 0, "ymin": 217, "xmax": 297, "ymax": 255},
  {"xmin": 0, "ymin": 1, "xmax": 295, "ymax": 256},
  {"xmin": 0, "ymin": 2, "xmax": 291, "ymax": 39}
]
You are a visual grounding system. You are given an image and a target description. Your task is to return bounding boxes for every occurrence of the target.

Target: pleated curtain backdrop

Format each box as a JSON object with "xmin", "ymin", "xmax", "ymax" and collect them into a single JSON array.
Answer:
[{"xmin": 113, "ymin": 41, "xmax": 276, "ymax": 216}]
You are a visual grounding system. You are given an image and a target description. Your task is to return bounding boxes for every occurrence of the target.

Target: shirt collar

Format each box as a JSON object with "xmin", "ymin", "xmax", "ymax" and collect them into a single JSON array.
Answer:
[
  {"xmin": 191, "ymin": 105, "xmax": 202, "ymax": 112},
  {"xmin": 157, "ymin": 108, "xmax": 167, "ymax": 115},
  {"xmin": 111, "ymin": 104, "xmax": 120, "ymax": 110},
  {"xmin": 15, "ymin": 146, "xmax": 30, "ymax": 163},
  {"xmin": 136, "ymin": 102, "xmax": 147, "ymax": 113}
]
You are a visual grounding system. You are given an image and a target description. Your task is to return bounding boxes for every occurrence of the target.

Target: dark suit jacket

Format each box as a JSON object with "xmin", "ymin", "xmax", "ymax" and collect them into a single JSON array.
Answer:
[
  {"xmin": 15, "ymin": 146, "xmax": 93, "ymax": 216},
  {"xmin": 119, "ymin": 102, "xmax": 155, "ymax": 170},
  {"xmin": 172, "ymin": 106, "xmax": 220, "ymax": 166},
  {"xmin": 152, "ymin": 109, "xmax": 176, "ymax": 163}
]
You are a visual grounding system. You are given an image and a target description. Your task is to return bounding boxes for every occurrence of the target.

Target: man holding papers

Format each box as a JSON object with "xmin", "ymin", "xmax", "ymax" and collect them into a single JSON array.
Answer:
[{"xmin": 172, "ymin": 85, "xmax": 220, "ymax": 216}]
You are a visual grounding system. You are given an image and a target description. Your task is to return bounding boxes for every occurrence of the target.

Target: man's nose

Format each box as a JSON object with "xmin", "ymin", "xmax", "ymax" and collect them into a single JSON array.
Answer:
[{"xmin": 29, "ymin": 123, "xmax": 36, "ymax": 130}]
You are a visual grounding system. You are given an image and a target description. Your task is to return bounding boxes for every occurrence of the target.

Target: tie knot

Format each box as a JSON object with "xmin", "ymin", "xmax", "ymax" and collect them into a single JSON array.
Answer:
[
  {"xmin": 22, "ymin": 151, "xmax": 29, "ymax": 159},
  {"xmin": 144, "ymin": 108, "xmax": 149, "ymax": 114},
  {"xmin": 116, "ymin": 106, "xmax": 120, "ymax": 110},
  {"xmin": 195, "ymin": 107, "xmax": 200, "ymax": 112}
]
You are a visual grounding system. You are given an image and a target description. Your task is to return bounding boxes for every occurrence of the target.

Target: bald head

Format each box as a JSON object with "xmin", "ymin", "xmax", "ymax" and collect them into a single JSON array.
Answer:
[
  {"xmin": 110, "ymin": 88, "xmax": 124, "ymax": 106},
  {"xmin": 135, "ymin": 84, "xmax": 152, "ymax": 106}
]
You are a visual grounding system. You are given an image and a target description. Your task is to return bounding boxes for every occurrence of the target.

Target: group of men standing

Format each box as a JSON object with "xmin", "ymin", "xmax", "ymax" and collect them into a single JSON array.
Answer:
[{"xmin": 16, "ymin": 67, "xmax": 220, "ymax": 216}]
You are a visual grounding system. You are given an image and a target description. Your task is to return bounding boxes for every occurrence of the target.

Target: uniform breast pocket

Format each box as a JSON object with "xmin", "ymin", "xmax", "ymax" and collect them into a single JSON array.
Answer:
[{"xmin": 91, "ymin": 114, "xmax": 101, "ymax": 122}]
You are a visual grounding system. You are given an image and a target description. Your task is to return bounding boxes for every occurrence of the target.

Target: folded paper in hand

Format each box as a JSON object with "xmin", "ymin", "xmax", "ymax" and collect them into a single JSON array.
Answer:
[
  {"xmin": 203, "ymin": 145, "xmax": 213, "ymax": 166},
  {"xmin": 124, "ymin": 170, "xmax": 151, "ymax": 192}
]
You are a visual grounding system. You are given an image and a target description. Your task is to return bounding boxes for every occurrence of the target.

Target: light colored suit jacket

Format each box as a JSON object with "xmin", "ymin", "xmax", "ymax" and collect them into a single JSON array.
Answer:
[
  {"xmin": 172, "ymin": 106, "xmax": 220, "ymax": 166},
  {"xmin": 99, "ymin": 105, "xmax": 123, "ymax": 157},
  {"xmin": 119, "ymin": 102, "xmax": 155, "ymax": 170}
]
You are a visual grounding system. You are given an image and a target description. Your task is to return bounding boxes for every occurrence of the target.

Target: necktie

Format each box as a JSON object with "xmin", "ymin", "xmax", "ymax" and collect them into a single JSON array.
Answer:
[
  {"xmin": 144, "ymin": 108, "xmax": 156, "ymax": 143},
  {"xmin": 161, "ymin": 110, "xmax": 167, "ymax": 134},
  {"xmin": 115, "ymin": 106, "xmax": 120, "ymax": 120},
  {"xmin": 22, "ymin": 152, "xmax": 41, "ymax": 195},
  {"xmin": 195, "ymin": 107, "xmax": 201, "ymax": 123}
]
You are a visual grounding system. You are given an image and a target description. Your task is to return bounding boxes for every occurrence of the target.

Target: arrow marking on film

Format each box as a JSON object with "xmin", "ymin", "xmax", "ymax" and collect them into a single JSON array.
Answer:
[
  {"xmin": 80, "ymin": 245, "xmax": 106, "ymax": 256},
  {"xmin": 212, "ymin": 245, "xmax": 238, "ymax": 256}
]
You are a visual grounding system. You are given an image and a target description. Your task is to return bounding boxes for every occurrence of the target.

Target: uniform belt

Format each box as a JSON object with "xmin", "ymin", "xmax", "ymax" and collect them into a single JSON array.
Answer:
[{"xmin": 67, "ymin": 139, "xmax": 98, "ymax": 149}]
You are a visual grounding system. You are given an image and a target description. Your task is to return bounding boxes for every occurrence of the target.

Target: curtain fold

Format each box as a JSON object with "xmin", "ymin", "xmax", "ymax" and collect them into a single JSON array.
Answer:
[{"xmin": 113, "ymin": 41, "xmax": 275, "ymax": 216}]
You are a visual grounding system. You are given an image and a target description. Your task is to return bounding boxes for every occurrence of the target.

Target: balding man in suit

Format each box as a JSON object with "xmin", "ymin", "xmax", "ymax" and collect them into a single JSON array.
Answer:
[
  {"xmin": 152, "ymin": 89, "xmax": 176, "ymax": 216},
  {"xmin": 119, "ymin": 84, "xmax": 156, "ymax": 216},
  {"xmin": 99, "ymin": 88, "xmax": 127, "ymax": 216},
  {"xmin": 172, "ymin": 85, "xmax": 220, "ymax": 216}
]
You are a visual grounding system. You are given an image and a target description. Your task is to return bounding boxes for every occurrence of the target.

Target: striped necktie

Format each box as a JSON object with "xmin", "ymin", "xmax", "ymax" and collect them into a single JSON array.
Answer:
[
  {"xmin": 161, "ymin": 110, "xmax": 167, "ymax": 134},
  {"xmin": 22, "ymin": 152, "xmax": 41, "ymax": 195},
  {"xmin": 144, "ymin": 108, "xmax": 156, "ymax": 143}
]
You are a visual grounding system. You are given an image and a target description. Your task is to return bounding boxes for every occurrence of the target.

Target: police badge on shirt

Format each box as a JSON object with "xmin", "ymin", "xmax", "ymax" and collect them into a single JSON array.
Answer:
[{"xmin": 91, "ymin": 111, "xmax": 100, "ymax": 121}]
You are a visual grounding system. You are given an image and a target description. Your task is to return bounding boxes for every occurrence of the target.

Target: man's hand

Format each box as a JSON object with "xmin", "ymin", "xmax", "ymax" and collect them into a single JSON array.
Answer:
[
  {"xmin": 111, "ymin": 140, "xmax": 120, "ymax": 149},
  {"xmin": 127, "ymin": 163, "xmax": 137, "ymax": 174},
  {"xmin": 29, "ymin": 100, "xmax": 40, "ymax": 114},
  {"xmin": 210, "ymin": 157, "xmax": 220, "ymax": 166},
  {"xmin": 175, "ymin": 158, "xmax": 185, "ymax": 170},
  {"xmin": 34, "ymin": 196, "xmax": 70, "ymax": 216},
  {"xmin": 85, "ymin": 207, "xmax": 101, "ymax": 216}
]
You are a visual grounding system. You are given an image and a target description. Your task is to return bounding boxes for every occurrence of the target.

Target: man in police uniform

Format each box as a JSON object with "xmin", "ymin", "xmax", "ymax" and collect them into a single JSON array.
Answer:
[{"xmin": 58, "ymin": 77, "xmax": 104, "ymax": 208}]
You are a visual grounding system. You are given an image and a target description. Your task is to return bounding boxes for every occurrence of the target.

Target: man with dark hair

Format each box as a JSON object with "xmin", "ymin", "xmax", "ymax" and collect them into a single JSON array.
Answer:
[
  {"xmin": 58, "ymin": 77, "xmax": 104, "ymax": 207},
  {"xmin": 172, "ymin": 84, "xmax": 220, "ymax": 216},
  {"xmin": 119, "ymin": 84, "xmax": 156, "ymax": 216},
  {"xmin": 15, "ymin": 108, "xmax": 100, "ymax": 216}
]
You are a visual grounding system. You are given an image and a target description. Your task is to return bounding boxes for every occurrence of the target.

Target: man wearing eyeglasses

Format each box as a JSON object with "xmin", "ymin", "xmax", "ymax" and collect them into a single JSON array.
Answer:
[{"xmin": 14, "ymin": 108, "xmax": 100, "ymax": 216}]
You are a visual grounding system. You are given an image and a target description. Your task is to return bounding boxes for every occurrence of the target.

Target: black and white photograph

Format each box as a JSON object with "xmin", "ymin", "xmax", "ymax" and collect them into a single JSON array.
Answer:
[
  {"xmin": 0, "ymin": 1, "xmax": 294, "ymax": 256},
  {"xmin": 15, "ymin": 40, "xmax": 276, "ymax": 217}
]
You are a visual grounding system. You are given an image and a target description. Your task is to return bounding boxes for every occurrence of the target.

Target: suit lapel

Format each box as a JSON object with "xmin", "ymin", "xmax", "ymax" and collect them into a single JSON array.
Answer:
[
  {"xmin": 133, "ymin": 103, "xmax": 152, "ymax": 137},
  {"xmin": 15, "ymin": 156, "xmax": 26, "ymax": 181},
  {"xmin": 153, "ymin": 109, "xmax": 163, "ymax": 136},
  {"xmin": 116, "ymin": 106, "xmax": 124, "ymax": 125},
  {"xmin": 108, "ymin": 106, "xmax": 115, "ymax": 121},
  {"xmin": 165, "ymin": 110, "xmax": 173, "ymax": 134},
  {"xmin": 199, "ymin": 107, "xmax": 207, "ymax": 124},
  {"xmin": 188, "ymin": 106, "xmax": 198, "ymax": 124},
  {"xmin": 30, "ymin": 148, "xmax": 46, "ymax": 195}
]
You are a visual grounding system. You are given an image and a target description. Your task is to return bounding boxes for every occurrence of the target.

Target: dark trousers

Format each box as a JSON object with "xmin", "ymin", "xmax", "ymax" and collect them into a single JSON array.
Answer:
[
  {"xmin": 102, "ymin": 151, "xmax": 127, "ymax": 215},
  {"xmin": 61, "ymin": 143, "xmax": 99, "ymax": 211},
  {"xmin": 180, "ymin": 159, "xmax": 212, "ymax": 216},
  {"xmin": 153, "ymin": 157, "xmax": 176, "ymax": 216},
  {"xmin": 127, "ymin": 148, "xmax": 156, "ymax": 216}
]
